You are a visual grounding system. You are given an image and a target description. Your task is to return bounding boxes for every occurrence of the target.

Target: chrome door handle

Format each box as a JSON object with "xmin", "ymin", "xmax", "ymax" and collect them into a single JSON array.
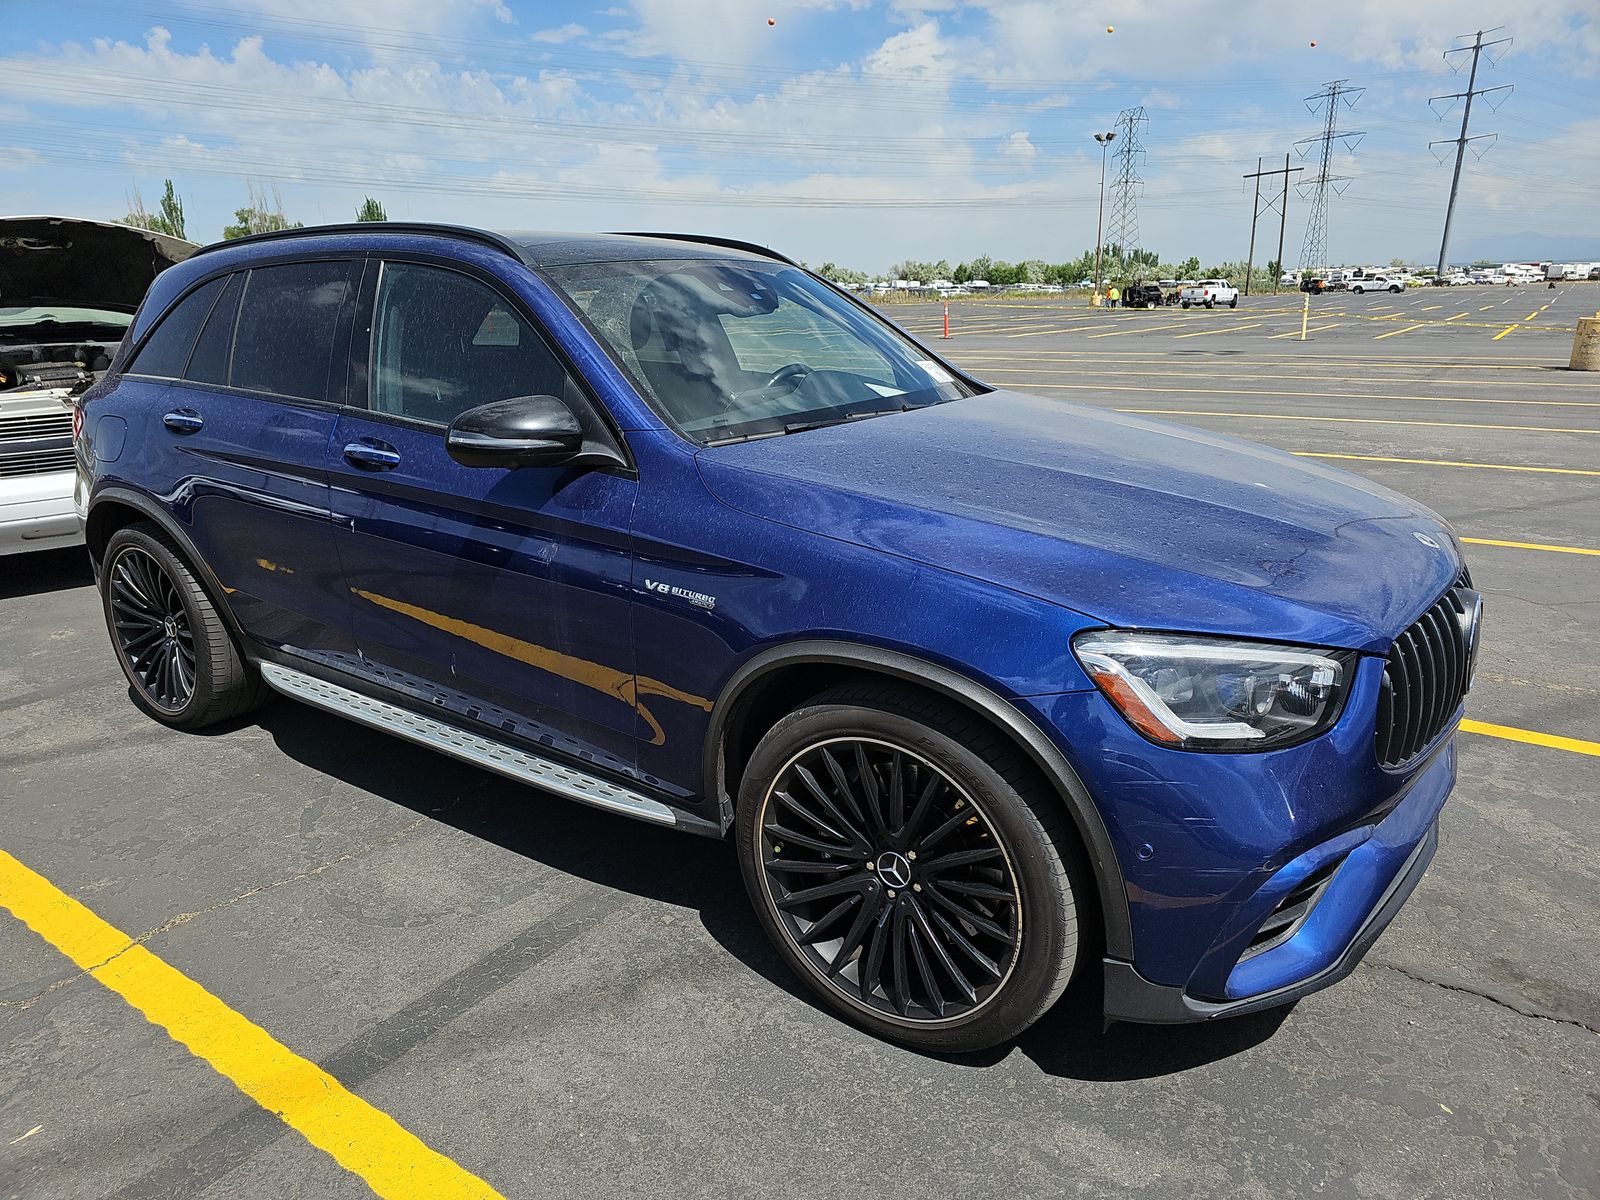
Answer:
[
  {"xmin": 162, "ymin": 408, "xmax": 204, "ymax": 433},
  {"xmin": 343, "ymin": 441, "xmax": 401, "ymax": 470}
]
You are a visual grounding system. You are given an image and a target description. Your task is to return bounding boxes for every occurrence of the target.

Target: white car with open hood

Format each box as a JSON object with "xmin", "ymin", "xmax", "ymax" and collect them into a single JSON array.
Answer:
[{"xmin": 1, "ymin": 216, "xmax": 196, "ymax": 555}]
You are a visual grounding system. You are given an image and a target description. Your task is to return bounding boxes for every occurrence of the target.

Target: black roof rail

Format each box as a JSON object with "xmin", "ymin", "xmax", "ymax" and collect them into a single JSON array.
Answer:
[
  {"xmin": 190, "ymin": 222, "xmax": 524, "ymax": 260},
  {"xmin": 607, "ymin": 232, "xmax": 799, "ymax": 267}
]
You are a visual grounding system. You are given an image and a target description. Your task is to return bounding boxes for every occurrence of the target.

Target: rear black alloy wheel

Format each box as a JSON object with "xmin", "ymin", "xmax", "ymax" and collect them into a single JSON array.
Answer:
[
  {"xmin": 757, "ymin": 737, "xmax": 1021, "ymax": 1025},
  {"xmin": 100, "ymin": 522, "xmax": 266, "ymax": 729},
  {"xmin": 107, "ymin": 544, "xmax": 196, "ymax": 712}
]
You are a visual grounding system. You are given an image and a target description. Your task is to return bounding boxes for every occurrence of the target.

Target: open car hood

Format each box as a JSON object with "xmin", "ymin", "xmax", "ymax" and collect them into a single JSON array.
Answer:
[{"xmin": 0, "ymin": 216, "xmax": 198, "ymax": 312}]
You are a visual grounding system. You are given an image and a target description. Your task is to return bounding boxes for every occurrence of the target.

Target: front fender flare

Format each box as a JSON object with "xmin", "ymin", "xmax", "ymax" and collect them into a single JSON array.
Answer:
[{"xmin": 705, "ymin": 640, "xmax": 1133, "ymax": 961}]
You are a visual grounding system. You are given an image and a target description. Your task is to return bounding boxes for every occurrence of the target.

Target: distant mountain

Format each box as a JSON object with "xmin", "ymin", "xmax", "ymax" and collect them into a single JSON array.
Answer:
[{"xmin": 1440, "ymin": 232, "xmax": 1600, "ymax": 264}]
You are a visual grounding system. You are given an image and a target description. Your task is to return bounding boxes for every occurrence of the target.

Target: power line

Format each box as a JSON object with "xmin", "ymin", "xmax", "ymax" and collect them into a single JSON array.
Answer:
[
  {"xmin": 1431, "ymin": 28, "xmax": 1513, "ymax": 275},
  {"xmin": 1296, "ymin": 80, "xmax": 1364, "ymax": 276}
]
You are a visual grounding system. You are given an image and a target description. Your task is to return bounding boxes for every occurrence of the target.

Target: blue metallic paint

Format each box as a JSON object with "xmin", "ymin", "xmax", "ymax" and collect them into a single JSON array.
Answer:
[{"xmin": 83, "ymin": 225, "xmax": 1464, "ymax": 1024}]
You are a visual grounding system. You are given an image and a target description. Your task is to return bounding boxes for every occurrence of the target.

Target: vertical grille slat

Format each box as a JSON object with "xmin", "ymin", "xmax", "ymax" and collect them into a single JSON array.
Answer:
[{"xmin": 1375, "ymin": 581, "xmax": 1477, "ymax": 769}]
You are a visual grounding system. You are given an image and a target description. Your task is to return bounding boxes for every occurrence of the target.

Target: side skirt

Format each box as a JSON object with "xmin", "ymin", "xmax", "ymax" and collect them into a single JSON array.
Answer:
[{"xmin": 258, "ymin": 661, "xmax": 691, "ymax": 831}]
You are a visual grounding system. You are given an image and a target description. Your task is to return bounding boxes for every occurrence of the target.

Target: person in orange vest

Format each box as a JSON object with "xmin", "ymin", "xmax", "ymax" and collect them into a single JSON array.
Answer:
[{"xmin": 1107, "ymin": 284, "xmax": 1120, "ymax": 309}]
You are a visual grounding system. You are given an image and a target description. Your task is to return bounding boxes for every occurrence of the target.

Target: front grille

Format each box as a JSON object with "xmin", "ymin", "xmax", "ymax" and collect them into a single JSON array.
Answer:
[
  {"xmin": 0, "ymin": 411, "xmax": 73, "ymax": 441},
  {"xmin": 1241, "ymin": 855, "xmax": 1344, "ymax": 960},
  {"xmin": 0, "ymin": 447, "xmax": 75, "ymax": 477},
  {"xmin": 1376, "ymin": 572, "xmax": 1477, "ymax": 768}
]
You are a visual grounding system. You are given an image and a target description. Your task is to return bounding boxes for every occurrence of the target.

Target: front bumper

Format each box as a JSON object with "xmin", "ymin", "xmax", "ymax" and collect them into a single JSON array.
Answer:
[
  {"xmin": 0, "ymin": 470, "xmax": 83, "ymax": 556},
  {"xmin": 1101, "ymin": 741, "xmax": 1451, "ymax": 1023}
]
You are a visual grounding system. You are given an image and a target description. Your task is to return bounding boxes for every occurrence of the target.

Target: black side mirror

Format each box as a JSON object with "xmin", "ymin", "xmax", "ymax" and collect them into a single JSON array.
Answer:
[{"xmin": 446, "ymin": 395, "xmax": 584, "ymax": 469}]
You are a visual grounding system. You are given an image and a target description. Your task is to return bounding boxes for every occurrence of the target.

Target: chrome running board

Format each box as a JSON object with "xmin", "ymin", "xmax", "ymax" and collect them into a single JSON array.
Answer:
[{"xmin": 258, "ymin": 662, "xmax": 678, "ymax": 827}]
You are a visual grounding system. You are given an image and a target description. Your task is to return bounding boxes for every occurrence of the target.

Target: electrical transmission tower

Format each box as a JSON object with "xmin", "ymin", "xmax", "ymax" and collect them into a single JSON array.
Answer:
[
  {"xmin": 1432, "ymin": 28, "xmax": 1512, "ymax": 277},
  {"xmin": 1105, "ymin": 106, "xmax": 1147, "ymax": 273},
  {"xmin": 1295, "ymin": 81, "xmax": 1364, "ymax": 277}
]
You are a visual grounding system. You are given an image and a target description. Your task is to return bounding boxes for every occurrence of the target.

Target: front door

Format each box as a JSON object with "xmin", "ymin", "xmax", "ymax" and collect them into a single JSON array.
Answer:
[{"xmin": 325, "ymin": 258, "xmax": 644, "ymax": 779}]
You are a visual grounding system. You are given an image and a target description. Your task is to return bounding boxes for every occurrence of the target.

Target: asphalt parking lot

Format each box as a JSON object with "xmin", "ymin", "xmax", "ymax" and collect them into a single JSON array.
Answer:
[{"xmin": 4, "ymin": 283, "xmax": 1598, "ymax": 1199}]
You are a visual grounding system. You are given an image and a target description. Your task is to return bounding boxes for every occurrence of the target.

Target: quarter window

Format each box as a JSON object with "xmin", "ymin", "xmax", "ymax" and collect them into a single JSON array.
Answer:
[
  {"xmin": 231, "ymin": 261, "xmax": 356, "ymax": 401},
  {"xmin": 127, "ymin": 275, "xmax": 225, "ymax": 379},
  {"xmin": 184, "ymin": 272, "xmax": 242, "ymax": 386},
  {"xmin": 369, "ymin": 262, "xmax": 568, "ymax": 426}
]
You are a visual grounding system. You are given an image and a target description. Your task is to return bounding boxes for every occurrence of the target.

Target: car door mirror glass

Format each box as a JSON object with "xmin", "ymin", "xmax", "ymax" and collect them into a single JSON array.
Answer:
[{"xmin": 445, "ymin": 395, "xmax": 585, "ymax": 469}]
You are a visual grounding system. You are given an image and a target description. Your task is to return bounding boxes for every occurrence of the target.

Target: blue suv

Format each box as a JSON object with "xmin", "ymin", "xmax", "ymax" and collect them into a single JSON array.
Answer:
[{"xmin": 77, "ymin": 225, "xmax": 1481, "ymax": 1051}]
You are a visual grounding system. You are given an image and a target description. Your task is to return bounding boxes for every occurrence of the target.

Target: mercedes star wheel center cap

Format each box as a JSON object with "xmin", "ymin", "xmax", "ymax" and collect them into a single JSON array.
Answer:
[{"xmin": 875, "ymin": 851, "xmax": 912, "ymax": 890}]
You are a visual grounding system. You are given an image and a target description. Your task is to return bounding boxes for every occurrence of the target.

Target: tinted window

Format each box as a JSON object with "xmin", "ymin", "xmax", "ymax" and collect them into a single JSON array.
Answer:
[
  {"xmin": 370, "ymin": 262, "xmax": 567, "ymax": 426},
  {"xmin": 231, "ymin": 261, "xmax": 355, "ymax": 401},
  {"xmin": 185, "ymin": 272, "xmax": 242, "ymax": 386},
  {"xmin": 127, "ymin": 276, "xmax": 224, "ymax": 378}
]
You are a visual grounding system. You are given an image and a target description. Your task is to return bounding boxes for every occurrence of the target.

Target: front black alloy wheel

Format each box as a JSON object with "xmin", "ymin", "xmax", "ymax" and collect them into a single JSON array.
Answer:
[
  {"xmin": 738, "ymin": 683, "xmax": 1086, "ymax": 1052},
  {"xmin": 759, "ymin": 737, "xmax": 1021, "ymax": 1024},
  {"xmin": 100, "ymin": 522, "xmax": 266, "ymax": 729}
]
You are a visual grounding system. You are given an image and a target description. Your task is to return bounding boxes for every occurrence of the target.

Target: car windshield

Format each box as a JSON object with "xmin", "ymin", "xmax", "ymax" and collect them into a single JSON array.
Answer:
[
  {"xmin": 0, "ymin": 305, "xmax": 132, "ymax": 342},
  {"xmin": 542, "ymin": 257, "xmax": 980, "ymax": 445}
]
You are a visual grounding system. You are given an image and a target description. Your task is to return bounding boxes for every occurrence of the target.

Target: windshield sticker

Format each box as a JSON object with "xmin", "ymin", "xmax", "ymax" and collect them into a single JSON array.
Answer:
[{"xmin": 916, "ymin": 360, "xmax": 954, "ymax": 384}]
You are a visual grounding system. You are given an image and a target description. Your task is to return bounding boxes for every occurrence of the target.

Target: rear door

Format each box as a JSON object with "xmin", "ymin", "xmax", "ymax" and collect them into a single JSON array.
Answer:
[
  {"xmin": 324, "ymin": 257, "xmax": 644, "ymax": 777},
  {"xmin": 131, "ymin": 258, "xmax": 359, "ymax": 656}
]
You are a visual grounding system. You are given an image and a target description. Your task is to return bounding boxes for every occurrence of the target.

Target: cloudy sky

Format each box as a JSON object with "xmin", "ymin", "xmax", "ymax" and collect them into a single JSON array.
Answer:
[{"xmin": 3, "ymin": 0, "xmax": 1596, "ymax": 271}]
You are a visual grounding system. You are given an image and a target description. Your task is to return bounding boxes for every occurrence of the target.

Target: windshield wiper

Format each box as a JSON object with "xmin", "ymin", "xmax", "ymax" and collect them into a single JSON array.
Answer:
[{"xmin": 782, "ymin": 405, "xmax": 908, "ymax": 436}]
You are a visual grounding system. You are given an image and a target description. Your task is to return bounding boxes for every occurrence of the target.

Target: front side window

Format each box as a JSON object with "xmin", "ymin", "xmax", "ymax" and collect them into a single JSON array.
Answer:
[
  {"xmin": 231, "ymin": 261, "xmax": 355, "ymax": 401},
  {"xmin": 543, "ymin": 258, "xmax": 979, "ymax": 444},
  {"xmin": 369, "ymin": 261, "xmax": 567, "ymax": 426}
]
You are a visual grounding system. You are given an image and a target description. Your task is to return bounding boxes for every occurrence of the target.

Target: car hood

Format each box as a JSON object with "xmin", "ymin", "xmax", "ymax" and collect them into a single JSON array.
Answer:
[
  {"xmin": 0, "ymin": 216, "xmax": 198, "ymax": 312},
  {"xmin": 696, "ymin": 390, "xmax": 1461, "ymax": 652}
]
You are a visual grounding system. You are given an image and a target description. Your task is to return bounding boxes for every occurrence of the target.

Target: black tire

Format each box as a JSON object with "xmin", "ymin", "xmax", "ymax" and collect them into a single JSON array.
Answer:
[
  {"xmin": 1229, "ymin": 297, "xmax": 1238, "ymax": 309},
  {"xmin": 1204, "ymin": 300, "xmax": 1215, "ymax": 309},
  {"xmin": 1181, "ymin": 300, "xmax": 1191, "ymax": 309},
  {"xmin": 735, "ymin": 682, "xmax": 1086, "ymax": 1052},
  {"xmin": 101, "ymin": 522, "xmax": 266, "ymax": 729},
  {"xmin": 1144, "ymin": 299, "xmax": 1156, "ymax": 309}
]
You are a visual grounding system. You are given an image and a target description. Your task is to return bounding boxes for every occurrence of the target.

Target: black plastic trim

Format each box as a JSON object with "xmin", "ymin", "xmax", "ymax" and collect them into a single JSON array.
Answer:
[
  {"xmin": 1102, "ymin": 819, "xmax": 1438, "ymax": 1024},
  {"xmin": 605, "ymin": 232, "xmax": 800, "ymax": 266},
  {"xmin": 705, "ymin": 640, "xmax": 1133, "ymax": 960}
]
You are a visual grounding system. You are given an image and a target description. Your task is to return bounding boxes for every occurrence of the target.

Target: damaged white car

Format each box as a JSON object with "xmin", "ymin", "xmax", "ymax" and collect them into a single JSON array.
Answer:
[{"xmin": 1, "ymin": 216, "xmax": 195, "ymax": 556}]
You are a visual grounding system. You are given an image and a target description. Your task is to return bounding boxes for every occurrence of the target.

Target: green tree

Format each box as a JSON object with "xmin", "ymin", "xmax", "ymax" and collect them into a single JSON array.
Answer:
[
  {"xmin": 964, "ymin": 255, "xmax": 996, "ymax": 283},
  {"xmin": 355, "ymin": 196, "xmax": 388, "ymax": 222},
  {"xmin": 1176, "ymin": 256, "xmax": 1201, "ymax": 279},
  {"xmin": 124, "ymin": 179, "xmax": 187, "ymax": 240},
  {"xmin": 222, "ymin": 181, "xmax": 303, "ymax": 239},
  {"xmin": 817, "ymin": 262, "xmax": 868, "ymax": 285}
]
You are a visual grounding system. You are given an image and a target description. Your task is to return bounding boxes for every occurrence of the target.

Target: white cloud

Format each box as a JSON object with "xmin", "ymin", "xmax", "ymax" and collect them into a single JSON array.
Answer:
[
  {"xmin": 1001, "ymin": 131, "xmax": 1037, "ymax": 165},
  {"xmin": 531, "ymin": 22, "xmax": 588, "ymax": 45}
]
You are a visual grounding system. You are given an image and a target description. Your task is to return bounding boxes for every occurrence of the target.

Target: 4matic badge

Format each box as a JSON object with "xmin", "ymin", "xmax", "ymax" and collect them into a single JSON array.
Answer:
[{"xmin": 643, "ymin": 579, "xmax": 716, "ymax": 611}]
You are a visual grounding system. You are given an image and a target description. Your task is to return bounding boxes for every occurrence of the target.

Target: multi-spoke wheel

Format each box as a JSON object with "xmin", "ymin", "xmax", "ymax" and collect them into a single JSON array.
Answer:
[
  {"xmin": 108, "ymin": 544, "xmax": 196, "ymax": 712},
  {"xmin": 738, "ymin": 683, "xmax": 1086, "ymax": 1052},
  {"xmin": 99, "ymin": 522, "xmax": 265, "ymax": 729}
]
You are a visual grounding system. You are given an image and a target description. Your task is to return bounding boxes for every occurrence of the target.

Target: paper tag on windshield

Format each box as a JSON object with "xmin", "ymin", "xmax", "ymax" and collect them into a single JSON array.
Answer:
[{"xmin": 916, "ymin": 360, "xmax": 954, "ymax": 384}]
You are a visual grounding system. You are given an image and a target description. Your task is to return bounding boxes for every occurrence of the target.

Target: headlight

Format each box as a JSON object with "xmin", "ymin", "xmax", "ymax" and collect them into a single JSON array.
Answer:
[{"xmin": 1072, "ymin": 631, "xmax": 1354, "ymax": 752}]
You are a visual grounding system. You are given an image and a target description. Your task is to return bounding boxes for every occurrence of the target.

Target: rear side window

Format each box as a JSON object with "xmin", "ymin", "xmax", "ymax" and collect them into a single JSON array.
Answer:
[
  {"xmin": 185, "ymin": 273, "xmax": 242, "ymax": 386},
  {"xmin": 127, "ymin": 275, "xmax": 225, "ymax": 379},
  {"xmin": 231, "ymin": 261, "xmax": 355, "ymax": 401}
]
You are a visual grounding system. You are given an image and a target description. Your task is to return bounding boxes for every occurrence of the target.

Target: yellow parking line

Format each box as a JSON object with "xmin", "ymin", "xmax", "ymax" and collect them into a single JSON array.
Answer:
[
  {"xmin": 1291, "ymin": 452, "xmax": 1600, "ymax": 477},
  {"xmin": 1420, "ymin": 305, "xmax": 1443, "ymax": 312},
  {"xmin": 983, "ymin": 378, "xmax": 1600, "ymax": 409},
  {"xmin": 1374, "ymin": 322, "xmax": 1427, "ymax": 341},
  {"xmin": 1491, "ymin": 324, "xmax": 1520, "ymax": 341},
  {"xmin": 1446, "ymin": 312, "xmax": 1469, "ymax": 322},
  {"xmin": 1117, "ymin": 410, "xmax": 1600, "ymax": 435},
  {"xmin": 0, "ymin": 849, "xmax": 504, "ymax": 1200},
  {"xmin": 1004, "ymin": 320, "xmax": 1110, "ymax": 339},
  {"xmin": 1461, "ymin": 719, "xmax": 1600, "ymax": 757},
  {"xmin": 1268, "ymin": 323, "xmax": 1342, "ymax": 339},
  {"xmin": 1460, "ymin": 536, "xmax": 1600, "ymax": 557},
  {"xmin": 1173, "ymin": 322, "xmax": 1266, "ymax": 339},
  {"xmin": 1086, "ymin": 320, "xmax": 1194, "ymax": 339}
]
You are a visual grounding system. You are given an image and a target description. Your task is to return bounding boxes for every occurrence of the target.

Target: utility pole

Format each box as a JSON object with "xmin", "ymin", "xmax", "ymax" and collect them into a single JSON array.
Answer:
[
  {"xmin": 1274, "ymin": 153, "xmax": 1294, "ymax": 295},
  {"xmin": 1243, "ymin": 155, "xmax": 1303, "ymax": 295},
  {"xmin": 1432, "ymin": 28, "xmax": 1512, "ymax": 278},
  {"xmin": 1296, "ymin": 80, "xmax": 1365, "ymax": 278},
  {"xmin": 1106, "ymin": 106, "xmax": 1148, "ymax": 277}
]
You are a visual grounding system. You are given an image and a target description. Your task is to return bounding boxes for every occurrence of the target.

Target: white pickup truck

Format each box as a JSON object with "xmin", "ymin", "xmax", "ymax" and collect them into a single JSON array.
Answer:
[{"xmin": 1178, "ymin": 280, "xmax": 1238, "ymax": 309}]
